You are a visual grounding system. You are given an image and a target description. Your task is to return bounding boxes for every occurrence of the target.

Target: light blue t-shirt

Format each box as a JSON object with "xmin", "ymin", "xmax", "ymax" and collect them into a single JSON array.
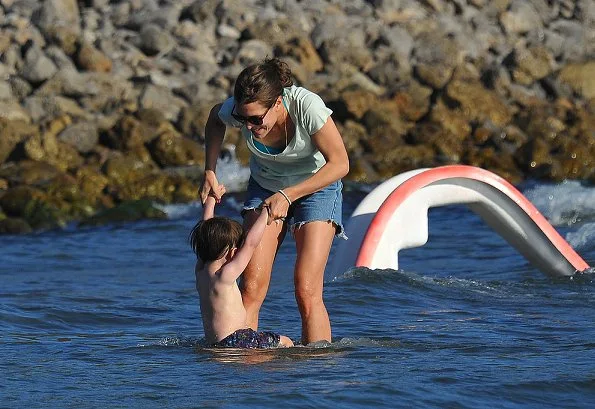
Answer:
[{"xmin": 218, "ymin": 85, "xmax": 333, "ymax": 192}]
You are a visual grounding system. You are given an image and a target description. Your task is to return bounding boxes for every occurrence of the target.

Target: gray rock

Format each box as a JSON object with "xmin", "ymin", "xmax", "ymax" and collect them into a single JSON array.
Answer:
[
  {"xmin": 110, "ymin": 2, "xmax": 131, "ymax": 27},
  {"xmin": 0, "ymin": 0, "xmax": 13, "ymax": 9},
  {"xmin": 0, "ymin": 100, "xmax": 31, "ymax": 122},
  {"xmin": 579, "ymin": 0, "xmax": 595, "ymax": 24},
  {"xmin": 0, "ymin": 81, "xmax": 13, "ymax": 100},
  {"xmin": 172, "ymin": 20, "xmax": 217, "ymax": 50},
  {"xmin": 526, "ymin": 0, "xmax": 555, "ymax": 24},
  {"xmin": 216, "ymin": 1, "xmax": 258, "ymax": 33},
  {"xmin": 32, "ymin": 0, "xmax": 80, "ymax": 35},
  {"xmin": 370, "ymin": 0, "xmax": 428, "ymax": 24},
  {"xmin": 35, "ymin": 68, "xmax": 99, "ymax": 98},
  {"xmin": 5, "ymin": 0, "xmax": 40, "ymax": 18},
  {"xmin": 19, "ymin": 46, "xmax": 58, "ymax": 83},
  {"xmin": 58, "ymin": 121, "xmax": 99, "ymax": 153},
  {"xmin": 7, "ymin": 76, "xmax": 32, "ymax": 100},
  {"xmin": 85, "ymin": 0, "xmax": 110, "ymax": 10},
  {"xmin": 469, "ymin": 13, "xmax": 507, "ymax": 58},
  {"xmin": 139, "ymin": 24, "xmax": 174, "ymax": 56},
  {"xmin": 125, "ymin": 4, "xmax": 182, "ymax": 30},
  {"xmin": 236, "ymin": 39, "xmax": 273, "ymax": 66},
  {"xmin": 1, "ymin": 45, "xmax": 22, "ymax": 75},
  {"xmin": 139, "ymin": 84, "xmax": 187, "ymax": 121},
  {"xmin": 500, "ymin": 1, "xmax": 543, "ymax": 34},
  {"xmin": 216, "ymin": 24, "xmax": 241, "ymax": 40},
  {"xmin": 81, "ymin": 8, "xmax": 101, "ymax": 43},
  {"xmin": 311, "ymin": 15, "xmax": 374, "ymax": 70},
  {"xmin": 329, "ymin": 0, "xmax": 374, "ymax": 16},
  {"xmin": 23, "ymin": 95, "xmax": 89, "ymax": 122},
  {"xmin": 180, "ymin": 0, "xmax": 220, "ymax": 25},
  {"xmin": 546, "ymin": 20, "xmax": 592, "ymax": 63},
  {"xmin": 377, "ymin": 24, "xmax": 414, "ymax": 59},
  {"xmin": 367, "ymin": 52, "xmax": 412, "ymax": 91},
  {"xmin": 44, "ymin": 45, "xmax": 77, "ymax": 71}
]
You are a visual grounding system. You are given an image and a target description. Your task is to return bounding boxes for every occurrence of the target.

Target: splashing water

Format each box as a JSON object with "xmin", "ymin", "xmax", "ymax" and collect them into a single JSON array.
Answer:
[{"xmin": 523, "ymin": 180, "xmax": 595, "ymax": 226}]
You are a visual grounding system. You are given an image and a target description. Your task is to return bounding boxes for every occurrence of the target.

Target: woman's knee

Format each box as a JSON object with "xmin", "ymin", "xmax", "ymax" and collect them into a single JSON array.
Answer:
[
  {"xmin": 294, "ymin": 284, "xmax": 324, "ymax": 312},
  {"xmin": 241, "ymin": 278, "xmax": 268, "ymax": 303}
]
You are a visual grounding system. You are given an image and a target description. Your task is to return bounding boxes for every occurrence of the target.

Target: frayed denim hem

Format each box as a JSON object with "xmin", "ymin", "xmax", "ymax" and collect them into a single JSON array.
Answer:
[{"xmin": 291, "ymin": 219, "xmax": 348, "ymax": 240}]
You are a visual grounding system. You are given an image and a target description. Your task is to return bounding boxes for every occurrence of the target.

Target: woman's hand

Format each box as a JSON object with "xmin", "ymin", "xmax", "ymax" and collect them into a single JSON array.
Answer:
[
  {"xmin": 263, "ymin": 191, "xmax": 291, "ymax": 225},
  {"xmin": 200, "ymin": 170, "xmax": 224, "ymax": 204}
]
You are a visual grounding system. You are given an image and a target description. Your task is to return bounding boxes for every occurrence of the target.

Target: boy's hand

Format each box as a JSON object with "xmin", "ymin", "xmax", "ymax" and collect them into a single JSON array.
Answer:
[{"xmin": 259, "ymin": 203, "xmax": 271, "ymax": 223}]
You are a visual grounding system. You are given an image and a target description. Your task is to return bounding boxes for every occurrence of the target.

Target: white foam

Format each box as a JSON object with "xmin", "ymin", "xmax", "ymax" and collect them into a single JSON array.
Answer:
[
  {"xmin": 522, "ymin": 180, "xmax": 595, "ymax": 226},
  {"xmin": 215, "ymin": 145, "xmax": 251, "ymax": 193},
  {"xmin": 566, "ymin": 222, "xmax": 595, "ymax": 249},
  {"xmin": 156, "ymin": 147, "xmax": 250, "ymax": 219},
  {"xmin": 156, "ymin": 201, "xmax": 201, "ymax": 220}
]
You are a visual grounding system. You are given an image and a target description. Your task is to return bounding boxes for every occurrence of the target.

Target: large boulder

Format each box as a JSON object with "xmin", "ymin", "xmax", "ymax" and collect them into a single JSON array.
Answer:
[
  {"xmin": 445, "ymin": 78, "xmax": 514, "ymax": 127},
  {"xmin": 148, "ymin": 133, "xmax": 204, "ymax": 167},
  {"xmin": 103, "ymin": 115, "xmax": 152, "ymax": 151},
  {"xmin": 19, "ymin": 45, "xmax": 58, "ymax": 83},
  {"xmin": 79, "ymin": 199, "xmax": 167, "ymax": 227},
  {"xmin": 0, "ymin": 118, "xmax": 38, "ymax": 164},
  {"xmin": 0, "ymin": 218, "xmax": 33, "ymax": 235},
  {"xmin": 76, "ymin": 42, "xmax": 113, "ymax": 73},
  {"xmin": 57, "ymin": 121, "xmax": 99, "ymax": 153},
  {"xmin": 32, "ymin": 0, "xmax": 81, "ymax": 36},
  {"xmin": 0, "ymin": 185, "xmax": 67, "ymax": 229},
  {"xmin": 0, "ymin": 160, "xmax": 63, "ymax": 186},
  {"xmin": 102, "ymin": 154, "xmax": 158, "ymax": 187},
  {"xmin": 0, "ymin": 100, "xmax": 32, "ymax": 122},
  {"xmin": 139, "ymin": 85, "xmax": 187, "ymax": 121},
  {"xmin": 558, "ymin": 62, "xmax": 595, "ymax": 99},
  {"xmin": 110, "ymin": 173, "xmax": 198, "ymax": 203}
]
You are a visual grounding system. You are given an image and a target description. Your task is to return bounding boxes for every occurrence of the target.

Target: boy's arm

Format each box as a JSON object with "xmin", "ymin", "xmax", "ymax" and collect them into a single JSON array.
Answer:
[
  {"xmin": 202, "ymin": 184, "xmax": 226, "ymax": 221},
  {"xmin": 202, "ymin": 195, "xmax": 216, "ymax": 220},
  {"xmin": 219, "ymin": 206, "xmax": 269, "ymax": 284}
]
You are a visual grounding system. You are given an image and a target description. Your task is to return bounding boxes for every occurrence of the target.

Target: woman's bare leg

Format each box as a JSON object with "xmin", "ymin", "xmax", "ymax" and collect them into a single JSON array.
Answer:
[
  {"xmin": 293, "ymin": 221, "xmax": 335, "ymax": 344},
  {"xmin": 240, "ymin": 210, "xmax": 286, "ymax": 331}
]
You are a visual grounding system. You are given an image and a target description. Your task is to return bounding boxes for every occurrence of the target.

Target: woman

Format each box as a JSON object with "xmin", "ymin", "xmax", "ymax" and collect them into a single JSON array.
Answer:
[{"xmin": 200, "ymin": 58, "xmax": 349, "ymax": 345}]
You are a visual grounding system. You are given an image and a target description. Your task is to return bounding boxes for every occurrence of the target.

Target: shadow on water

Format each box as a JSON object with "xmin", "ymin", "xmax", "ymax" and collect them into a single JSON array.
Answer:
[{"xmin": 138, "ymin": 335, "xmax": 404, "ymax": 365}]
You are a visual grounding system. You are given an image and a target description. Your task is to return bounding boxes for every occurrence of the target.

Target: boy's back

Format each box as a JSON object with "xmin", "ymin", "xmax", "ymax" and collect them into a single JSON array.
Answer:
[{"xmin": 195, "ymin": 260, "xmax": 248, "ymax": 344}]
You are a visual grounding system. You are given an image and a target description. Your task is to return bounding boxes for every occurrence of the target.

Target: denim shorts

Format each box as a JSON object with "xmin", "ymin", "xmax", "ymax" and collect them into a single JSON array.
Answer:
[{"xmin": 242, "ymin": 178, "xmax": 347, "ymax": 239}]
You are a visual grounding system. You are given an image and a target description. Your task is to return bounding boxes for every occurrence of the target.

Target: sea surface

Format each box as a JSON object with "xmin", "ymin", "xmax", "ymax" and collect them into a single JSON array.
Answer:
[{"xmin": 2, "ymin": 163, "xmax": 595, "ymax": 408}]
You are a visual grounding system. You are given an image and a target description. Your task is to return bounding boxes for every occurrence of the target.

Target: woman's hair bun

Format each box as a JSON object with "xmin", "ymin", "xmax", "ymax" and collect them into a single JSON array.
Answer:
[{"xmin": 265, "ymin": 57, "xmax": 293, "ymax": 88}]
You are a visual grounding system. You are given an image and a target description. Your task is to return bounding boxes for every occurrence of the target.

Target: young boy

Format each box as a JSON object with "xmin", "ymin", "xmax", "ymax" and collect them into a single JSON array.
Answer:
[{"xmin": 190, "ymin": 189, "xmax": 293, "ymax": 349}]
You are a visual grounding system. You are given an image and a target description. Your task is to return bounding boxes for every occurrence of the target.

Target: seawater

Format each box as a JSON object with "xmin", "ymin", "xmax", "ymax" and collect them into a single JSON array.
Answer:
[{"xmin": 1, "ymin": 174, "xmax": 595, "ymax": 408}]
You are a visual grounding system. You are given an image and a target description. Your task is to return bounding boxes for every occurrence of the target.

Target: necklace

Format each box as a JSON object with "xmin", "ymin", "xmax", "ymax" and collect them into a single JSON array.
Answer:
[{"xmin": 259, "ymin": 109, "xmax": 289, "ymax": 159}]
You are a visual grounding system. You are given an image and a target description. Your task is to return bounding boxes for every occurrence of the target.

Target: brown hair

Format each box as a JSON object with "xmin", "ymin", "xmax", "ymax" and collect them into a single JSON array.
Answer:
[
  {"xmin": 189, "ymin": 217, "xmax": 245, "ymax": 262},
  {"xmin": 234, "ymin": 57, "xmax": 294, "ymax": 106}
]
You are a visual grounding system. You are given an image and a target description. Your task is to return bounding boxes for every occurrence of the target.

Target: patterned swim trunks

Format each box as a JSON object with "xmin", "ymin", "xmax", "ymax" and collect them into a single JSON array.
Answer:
[{"xmin": 213, "ymin": 328, "xmax": 281, "ymax": 349}]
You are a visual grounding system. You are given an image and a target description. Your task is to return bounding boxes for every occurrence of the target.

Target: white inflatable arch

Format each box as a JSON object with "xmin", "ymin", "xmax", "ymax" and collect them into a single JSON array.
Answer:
[{"xmin": 333, "ymin": 165, "xmax": 590, "ymax": 277}]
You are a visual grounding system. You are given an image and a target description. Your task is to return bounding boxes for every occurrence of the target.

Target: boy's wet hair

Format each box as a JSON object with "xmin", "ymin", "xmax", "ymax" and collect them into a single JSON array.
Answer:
[{"xmin": 189, "ymin": 217, "xmax": 245, "ymax": 262}]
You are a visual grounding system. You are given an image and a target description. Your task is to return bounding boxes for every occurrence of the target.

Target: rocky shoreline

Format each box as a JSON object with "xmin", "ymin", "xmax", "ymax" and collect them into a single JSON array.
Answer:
[{"xmin": 0, "ymin": 0, "xmax": 594, "ymax": 234}]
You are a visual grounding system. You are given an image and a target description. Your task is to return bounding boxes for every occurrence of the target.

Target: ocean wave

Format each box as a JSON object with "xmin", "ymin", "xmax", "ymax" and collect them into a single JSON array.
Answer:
[
  {"xmin": 523, "ymin": 180, "xmax": 595, "ymax": 226},
  {"xmin": 331, "ymin": 266, "xmax": 595, "ymax": 299},
  {"xmin": 566, "ymin": 222, "xmax": 595, "ymax": 250}
]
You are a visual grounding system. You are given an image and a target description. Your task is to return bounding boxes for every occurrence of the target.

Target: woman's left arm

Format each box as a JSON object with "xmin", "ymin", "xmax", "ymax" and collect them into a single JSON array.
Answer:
[{"xmin": 265, "ymin": 118, "xmax": 349, "ymax": 221}]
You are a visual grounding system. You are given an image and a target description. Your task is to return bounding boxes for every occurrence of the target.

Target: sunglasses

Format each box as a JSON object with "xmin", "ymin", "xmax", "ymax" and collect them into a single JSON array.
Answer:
[{"xmin": 231, "ymin": 102, "xmax": 274, "ymax": 126}]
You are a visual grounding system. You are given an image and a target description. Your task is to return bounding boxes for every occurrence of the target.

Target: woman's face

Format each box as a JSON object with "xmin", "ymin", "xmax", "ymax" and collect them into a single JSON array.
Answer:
[{"xmin": 234, "ymin": 98, "xmax": 280, "ymax": 139}]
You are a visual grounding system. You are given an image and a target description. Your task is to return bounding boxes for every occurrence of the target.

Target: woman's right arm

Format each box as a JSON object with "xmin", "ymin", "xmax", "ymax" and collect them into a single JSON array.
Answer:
[{"xmin": 200, "ymin": 103, "xmax": 225, "ymax": 204}]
